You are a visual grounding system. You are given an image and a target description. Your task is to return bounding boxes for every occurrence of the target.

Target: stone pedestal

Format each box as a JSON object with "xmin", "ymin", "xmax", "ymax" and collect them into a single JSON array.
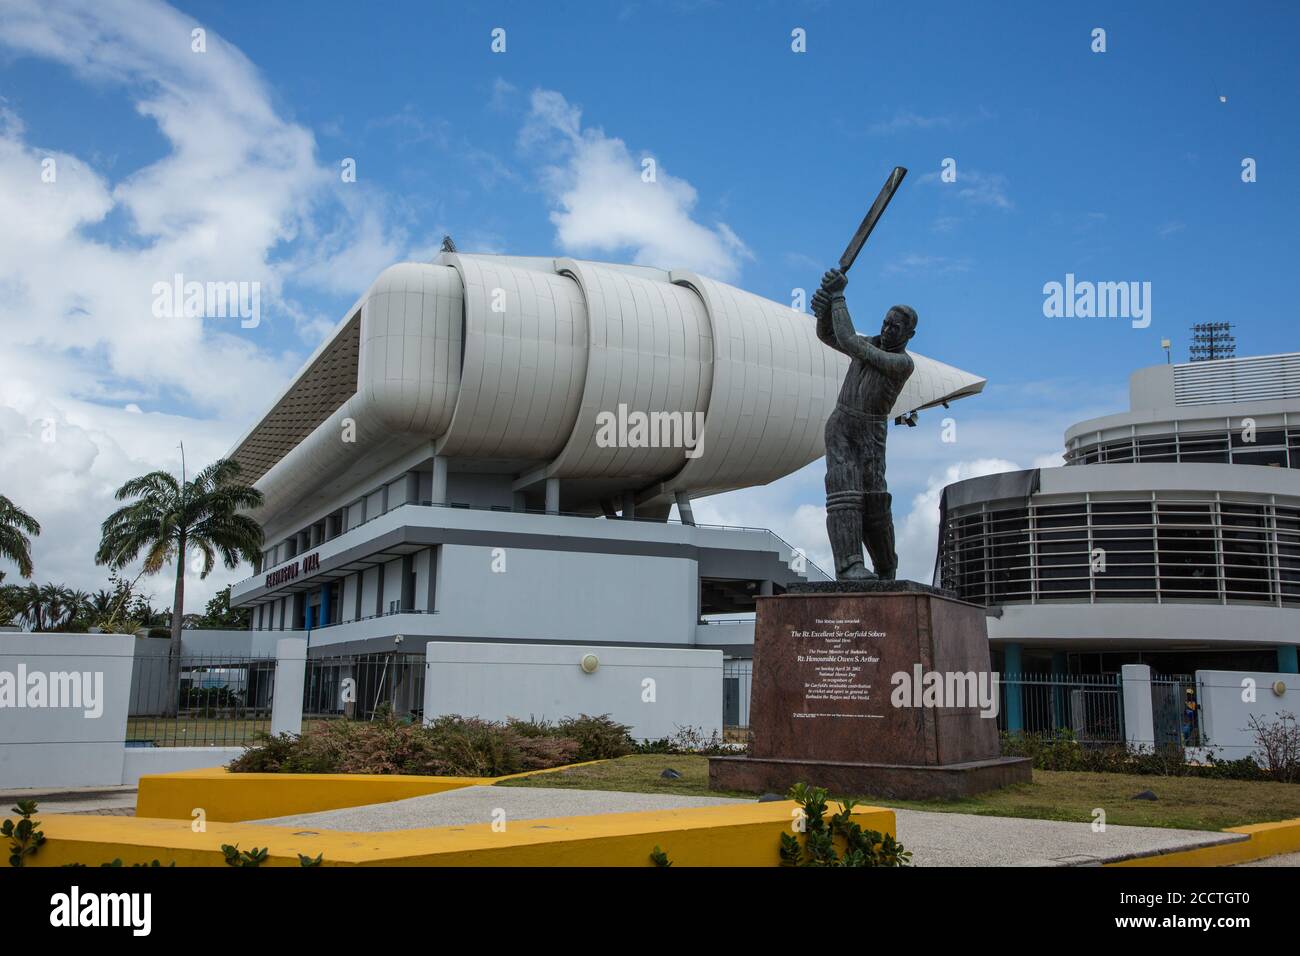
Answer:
[{"xmin": 709, "ymin": 587, "xmax": 1030, "ymax": 800}]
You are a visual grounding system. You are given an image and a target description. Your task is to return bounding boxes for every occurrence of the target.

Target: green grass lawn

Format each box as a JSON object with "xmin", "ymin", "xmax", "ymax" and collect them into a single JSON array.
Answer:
[
  {"xmin": 126, "ymin": 716, "xmax": 269, "ymax": 747},
  {"xmin": 497, "ymin": 754, "xmax": 1300, "ymax": 831}
]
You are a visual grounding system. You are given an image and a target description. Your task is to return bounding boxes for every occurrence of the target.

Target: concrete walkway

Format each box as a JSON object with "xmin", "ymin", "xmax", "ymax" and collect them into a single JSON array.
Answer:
[
  {"xmin": 0, "ymin": 786, "xmax": 137, "ymax": 816},
  {"xmin": 892, "ymin": 808, "xmax": 1242, "ymax": 866},
  {"xmin": 253, "ymin": 785, "xmax": 1245, "ymax": 865}
]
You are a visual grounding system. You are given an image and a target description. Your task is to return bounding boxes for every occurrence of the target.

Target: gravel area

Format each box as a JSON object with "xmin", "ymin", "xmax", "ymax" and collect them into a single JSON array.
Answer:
[
  {"xmin": 254, "ymin": 785, "xmax": 749, "ymax": 831},
  {"xmin": 893, "ymin": 808, "xmax": 1244, "ymax": 866},
  {"xmin": 253, "ymin": 784, "xmax": 1247, "ymax": 866}
]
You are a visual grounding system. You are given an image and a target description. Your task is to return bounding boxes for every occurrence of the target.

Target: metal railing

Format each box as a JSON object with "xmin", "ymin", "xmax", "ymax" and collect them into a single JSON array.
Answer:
[
  {"xmin": 998, "ymin": 672, "xmax": 1125, "ymax": 745},
  {"xmin": 127, "ymin": 653, "xmax": 275, "ymax": 747},
  {"xmin": 242, "ymin": 499, "xmax": 830, "ymax": 586},
  {"xmin": 302, "ymin": 652, "xmax": 426, "ymax": 722}
]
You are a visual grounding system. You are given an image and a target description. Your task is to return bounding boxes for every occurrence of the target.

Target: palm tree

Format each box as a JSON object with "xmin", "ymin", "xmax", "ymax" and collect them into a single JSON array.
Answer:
[
  {"xmin": 96, "ymin": 458, "xmax": 263, "ymax": 714},
  {"xmin": 0, "ymin": 495, "xmax": 40, "ymax": 579},
  {"xmin": 15, "ymin": 582, "xmax": 74, "ymax": 631}
]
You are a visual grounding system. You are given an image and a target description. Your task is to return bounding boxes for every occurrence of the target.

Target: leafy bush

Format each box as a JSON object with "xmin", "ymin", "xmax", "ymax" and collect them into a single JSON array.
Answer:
[
  {"xmin": 1249, "ymin": 711, "xmax": 1300, "ymax": 784},
  {"xmin": 230, "ymin": 713, "xmax": 587, "ymax": 777},
  {"xmin": 3, "ymin": 801, "xmax": 45, "ymax": 867},
  {"xmin": 1000, "ymin": 728, "xmax": 1278, "ymax": 782},
  {"xmin": 778, "ymin": 783, "xmax": 911, "ymax": 867},
  {"xmin": 555, "ymin": 714, "xmax": 635, "ymax": 761},
  {"xmin": 636, "ymin": 725, "xmax": 735, "ymax": 756}
]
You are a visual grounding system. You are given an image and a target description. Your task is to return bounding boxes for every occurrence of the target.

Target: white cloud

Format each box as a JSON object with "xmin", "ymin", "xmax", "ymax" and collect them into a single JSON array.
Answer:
[
  {"xmin": 521, "ymin": 88, "xmax": 751, "ymax": 281},
  {"xmin": 894, "ymin": 458, "xmax": 1023, "ymax": 583},
  {"xmin": 0, "ymin": 0, "xmax": 420, "ymax": 607},
  {"xmin": 920, "ymin": 168, "xmax": 1013, "ymax": 211},
  {"xmin": 866, "ymin": 106, "xmax": 994, "ymax": 137}
]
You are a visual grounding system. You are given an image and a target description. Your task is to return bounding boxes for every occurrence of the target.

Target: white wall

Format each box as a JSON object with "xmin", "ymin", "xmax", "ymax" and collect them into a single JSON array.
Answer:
[
  {"xmin": 361, "ymin": 566, "xmax": 379, "ymax": 617},
  {"xmin": 423, "ymin": 641, "xmax": 722, "ymax": 740},
  {"xmin": 121, "ymin": 747, "xmax": 243, "ymax": 786},
  {"xmin": 1196, "ymin": 669, "xmax": 1299, "ymax": 761},
  {"xmin": 435, "ymin": 543, "xmax": 698, "ymax": 646},
  {"xmin": 382, "ymin": 557, "xmax": 404, "ymax": 612},
  {"xmin": 0, "ymin": 633, "xmax": 135, "ymax": 789},
  {"xmin": 342, "ymin": 573, "xmax": 360, "ymax": 623}
]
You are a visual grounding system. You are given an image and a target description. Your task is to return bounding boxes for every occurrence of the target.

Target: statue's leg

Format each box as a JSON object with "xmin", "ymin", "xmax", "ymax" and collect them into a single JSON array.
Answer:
[
  {"xmin": 863, "ymin": 491, "xmax": 898, "ymax": 580},
  {"xmin": 825, "ymin": 417, "xmax": 872, "ymax": 581},
  {"xmin": 862, "ymin": 455, "xmax": 898, "ymax": 580}
]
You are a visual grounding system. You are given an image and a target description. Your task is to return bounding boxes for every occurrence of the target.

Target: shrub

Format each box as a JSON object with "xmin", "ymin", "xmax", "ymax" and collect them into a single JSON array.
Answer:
[
  {"xmin": 1249, "ymin": 711, "xmax": 1300, "ymax": 784},
  {"xmin": 230, "ymin": 713, "xmax": 589, "ymax": 777},
  {"xmin": 556, "ymin": 714, "xmax": 635, "ymax": 761},
  {"xmin": 635, "ymin": 725, "xmax": 735, "ymax": 756},
  {"xmin": 999, "ymin": 728, "xmax": 1287, "ymax": 782},
  {"xmin": 778, "ymin": 783, "xmax": 911, "ymax": 867}
]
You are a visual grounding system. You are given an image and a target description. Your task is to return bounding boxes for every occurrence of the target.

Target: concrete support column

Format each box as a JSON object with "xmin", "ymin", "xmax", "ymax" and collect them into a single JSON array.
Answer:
[
  {"xmin": 1278, "ymin": 645, "xmax": 1299, "ymax": 674},
  {"xmin": 675, "ymin": 491, "xmax": 696, "ymax": 526},
  {"xmin": 545, "ymin": 478, "xmax": 560, "ymax": 514},
  {"xmin": 1003, "ymin": 643, "xmax": 1024, "ymax": 733},
  {"xmin": 1121, "ymin": 663, "xmax": 1155, "ymax": 750},
  {"xmin": 271, "ymin": 638, "xmax": 307, "ymax": 738},
  {"xmin": 621, "ymin": 492, "xmax": 636, "ymax": 520},
  {"xmin": 431, "ymin": 455, "xmax": 448, "ymax": 506}
]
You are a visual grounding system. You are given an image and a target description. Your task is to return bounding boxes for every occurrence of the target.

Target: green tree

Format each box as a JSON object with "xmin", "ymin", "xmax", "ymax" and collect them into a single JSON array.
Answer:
[
  {"xmin": 95, "ymin": 459, "xmax": 263, "ymax": 714},
  {"xmin": 0, "ymin": 496, "xmax": 40, "ymax": 580},
  {"xmin": 196, "ymin": 585, "xmax": 252, "ymax": 629}
]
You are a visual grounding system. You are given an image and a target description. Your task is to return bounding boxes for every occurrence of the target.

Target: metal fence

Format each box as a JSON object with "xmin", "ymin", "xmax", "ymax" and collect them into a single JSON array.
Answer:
[
  {"xmin": 723, "ymin": 658, "xmax": 753, "ymax": 729},
  {"xmin": 127, "ymin": 652, "xmax": 276, "ymax": 747},
  {"xmin": 1151, "ymin": 673, "xmax": 1203, "ymax": 748},
  {"xmin": 998, "ymin": 672, "xmax": 1126, "ymax": 745},
  {"xmin": 303, "ymin": 652, "xmax": 426, "ymax": 722}
]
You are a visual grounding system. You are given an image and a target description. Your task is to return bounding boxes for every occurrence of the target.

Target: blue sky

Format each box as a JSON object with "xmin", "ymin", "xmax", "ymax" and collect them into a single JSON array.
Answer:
[{"xmin": 1, "ymin": 0, "xmax": 1297, "ymax": 600}]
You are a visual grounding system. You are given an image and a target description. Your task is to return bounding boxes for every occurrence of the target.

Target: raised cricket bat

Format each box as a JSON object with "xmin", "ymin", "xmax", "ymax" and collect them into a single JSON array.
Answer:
[{"xmin": 838, "ymin": 166, "xmax": 907, "ymax": 274}]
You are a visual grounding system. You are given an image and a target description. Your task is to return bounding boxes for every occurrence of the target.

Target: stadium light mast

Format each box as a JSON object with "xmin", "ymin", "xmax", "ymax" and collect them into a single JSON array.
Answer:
[{"xmin": 1188, "ymin": 322, "xmax": 1236, "ymax": 362}]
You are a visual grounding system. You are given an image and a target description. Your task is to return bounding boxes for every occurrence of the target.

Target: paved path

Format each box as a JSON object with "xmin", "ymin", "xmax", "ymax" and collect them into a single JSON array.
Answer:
[
  {"xmin": 0, "ymin": 786, "xmax": 137, "ymax": 816},
  {"xmin": 255, "ymin": 785, "xmax": 1244, "ymax": 865},
  {"xmin": 1238, "ymin": 851, "xmax": 1300, "ymax": 866},
  {"xmin": 892, "ymin": 808, "xmax": 1243, "ymax": 866}
]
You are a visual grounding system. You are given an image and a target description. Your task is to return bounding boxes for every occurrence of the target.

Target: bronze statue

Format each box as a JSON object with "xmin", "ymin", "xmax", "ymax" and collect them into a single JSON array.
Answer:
[{"xmin": 812, "ymin": 273, "xmax": 915, "ymax": 581}]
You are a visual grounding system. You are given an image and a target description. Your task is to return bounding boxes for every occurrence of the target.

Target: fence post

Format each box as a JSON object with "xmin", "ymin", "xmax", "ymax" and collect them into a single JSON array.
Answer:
[
  {"xmin": 271, "ymin": 638, "xmax": 308, "ymax": 737},
  {"xmin": 1003, "ymin": 643, "xmax": 1024, "ymax": 733},
  {"xmin": 1121, "ymin": 663, "xmax": 1154, "ymax": 749},
  {"xmin": 421, "ymin": 642, "xmax": 438, "ymax": 726}
]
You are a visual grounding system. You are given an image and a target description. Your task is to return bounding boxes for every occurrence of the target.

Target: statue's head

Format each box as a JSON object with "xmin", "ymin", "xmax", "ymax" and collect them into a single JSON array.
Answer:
[{"xmin": 880, "ymin": 305, "xmax": 917, "ymax": 351}]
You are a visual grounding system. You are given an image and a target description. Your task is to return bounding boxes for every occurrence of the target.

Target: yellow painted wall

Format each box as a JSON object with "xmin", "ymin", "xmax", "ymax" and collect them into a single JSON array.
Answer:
[
  {"xmin": 1106, "ymin": 816, "xmax": 1300, "ymax": 867},
  {"xmin": 27, "ymin": 802, "xmax": 897, "ymax": 868},
  {"xmin": 134, "ymin": 762, "xmax": 591, "ymax": 822}
]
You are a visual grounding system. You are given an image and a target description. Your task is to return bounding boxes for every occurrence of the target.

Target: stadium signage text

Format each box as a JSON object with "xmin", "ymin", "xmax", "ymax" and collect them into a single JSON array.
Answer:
[{"xmin": 265, "ymin": 551, "xmax": 321, "ymax": 589}]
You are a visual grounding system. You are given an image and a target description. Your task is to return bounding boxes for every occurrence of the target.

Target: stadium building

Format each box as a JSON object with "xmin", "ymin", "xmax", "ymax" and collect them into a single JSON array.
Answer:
[
  {"xmin": 938, "ymin": 351, "xmax": 1300, "ymax": 679},
  {"xmin": 224, "ymin": 252, "xmax": 984, "ymax": 728}
]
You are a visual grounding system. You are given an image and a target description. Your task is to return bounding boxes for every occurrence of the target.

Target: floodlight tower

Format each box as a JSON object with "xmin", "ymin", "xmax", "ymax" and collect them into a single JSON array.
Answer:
[{"xmin": 1189, "ymin": 322, "xmax": 1236, "ymax": 362}]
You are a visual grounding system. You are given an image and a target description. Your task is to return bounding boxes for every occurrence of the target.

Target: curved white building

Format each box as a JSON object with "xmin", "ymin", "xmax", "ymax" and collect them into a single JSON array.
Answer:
[
  {"xmin": 939, "ymin": 352, "xmax": 1300, "ymax": 681},
  {"xmin": 224, "ymin": 253, "xmax": 985, "ymax": 733}
]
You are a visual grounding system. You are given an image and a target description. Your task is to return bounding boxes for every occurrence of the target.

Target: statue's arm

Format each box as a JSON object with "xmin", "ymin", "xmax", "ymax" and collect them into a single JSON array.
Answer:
[
  {"xmin": 812, "ymin": 287, "xmax": 849, "ymax": 354},
  {"xmin": 816, "ymin": 301, "xmax": 849, "ymax": 354}
]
